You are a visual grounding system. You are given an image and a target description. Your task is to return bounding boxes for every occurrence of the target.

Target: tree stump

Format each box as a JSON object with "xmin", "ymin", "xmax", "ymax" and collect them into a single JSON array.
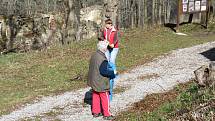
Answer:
[{"xmin": 194, "ymin": 62, "xmax": 215, "ymax": 87}]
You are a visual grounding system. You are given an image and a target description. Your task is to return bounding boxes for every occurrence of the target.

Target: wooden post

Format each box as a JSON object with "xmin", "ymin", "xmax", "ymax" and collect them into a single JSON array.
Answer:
[{"xmin": 176, "ymin": 0, "xmax": 181, "ymax": 32}]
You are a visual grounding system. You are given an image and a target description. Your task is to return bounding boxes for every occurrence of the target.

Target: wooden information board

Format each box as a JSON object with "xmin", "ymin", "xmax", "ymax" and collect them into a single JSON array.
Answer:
[
  {"xmin": 176, "ymin": 0, "xmax": 210, "ymax": 32},
  {"xmin": 182, "ymin": 0, "xmax": 208, "ymax": 13}
]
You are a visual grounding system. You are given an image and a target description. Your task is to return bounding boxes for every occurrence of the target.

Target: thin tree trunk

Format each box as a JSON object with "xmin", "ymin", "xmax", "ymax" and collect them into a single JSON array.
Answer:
[
  {"xmin": 159, "ymin": 0, "xmax": 161, "ymax": 24},
  {"xmin": 138, "ymin": 0, "xmax": 141, "ymax": 27},
  {"xmin": 141, "ymin": 0, "xmax": 145, "ymax": 28},
  {"xmin": 152, "ymin": 0, "xmax": 155, "ymax": 25}
]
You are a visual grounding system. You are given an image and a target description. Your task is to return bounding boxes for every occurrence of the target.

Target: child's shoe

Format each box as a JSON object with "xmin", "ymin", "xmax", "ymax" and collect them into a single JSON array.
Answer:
[
  {"xmin": 103, "ymin": 115, "xmax": 114, "ymax": 120},
  {"xmin": 93, "ymin": 113, "xmax": 103, "ymax": 117}
]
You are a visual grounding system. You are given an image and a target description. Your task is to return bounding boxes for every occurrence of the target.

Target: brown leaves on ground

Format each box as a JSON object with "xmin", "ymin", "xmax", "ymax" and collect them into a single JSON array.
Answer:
[{"xmin": 115, "ymin": 82, "xmax": 192, "ymax": 120}]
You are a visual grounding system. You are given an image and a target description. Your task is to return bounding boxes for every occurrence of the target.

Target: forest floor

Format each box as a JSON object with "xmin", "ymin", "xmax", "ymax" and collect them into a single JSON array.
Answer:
[{"xmin": 0, "ymin": 24, "xmax": 215, "ymax": 120}]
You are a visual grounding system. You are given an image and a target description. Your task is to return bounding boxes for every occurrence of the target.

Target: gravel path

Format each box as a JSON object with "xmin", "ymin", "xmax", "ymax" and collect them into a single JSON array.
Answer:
[{"xmin": 1, "ymin": 42, "xmax": 214, "ymax": 121}]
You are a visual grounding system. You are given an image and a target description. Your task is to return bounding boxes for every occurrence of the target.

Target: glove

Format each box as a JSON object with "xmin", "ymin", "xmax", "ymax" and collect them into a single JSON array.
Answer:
[{"xmin": 108, "ymin": 62, "xmax": 116, "ymax": 71}]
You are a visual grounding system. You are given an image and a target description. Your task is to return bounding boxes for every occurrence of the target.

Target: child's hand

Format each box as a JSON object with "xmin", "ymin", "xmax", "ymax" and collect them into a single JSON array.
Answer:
[
  {"xmin": 109, "ymin": 44, "xmax": 114, "ymax": 48},
  {"xmin": 114, "ymin": 70, "xmax": 117, "ymax": 75}
]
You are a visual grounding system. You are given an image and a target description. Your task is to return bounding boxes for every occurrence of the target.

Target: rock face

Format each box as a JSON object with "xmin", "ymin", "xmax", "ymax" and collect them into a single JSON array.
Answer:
[
  {"xmin": 0, "ymin": 0, "xmax": 106, "ymax": 52},
  {"xmin": 79, "ymin": 5, "xmax": 103, "ymax": 40}
]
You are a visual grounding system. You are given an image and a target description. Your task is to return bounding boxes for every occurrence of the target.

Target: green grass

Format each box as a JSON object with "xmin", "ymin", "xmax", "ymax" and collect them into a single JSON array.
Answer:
[
  {"xmin": 1, "ymin": 23, "xmax": 215, "ymax": 115},
  {"xmin": 115, "ymin": 82, "xmax": 215, "ymax": 121}
]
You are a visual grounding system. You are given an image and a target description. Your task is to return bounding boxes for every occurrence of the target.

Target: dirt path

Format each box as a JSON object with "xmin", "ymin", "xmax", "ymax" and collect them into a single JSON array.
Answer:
[{"xmin": 1, "ymin": 42, "xmax": 214, "ymax": 121}]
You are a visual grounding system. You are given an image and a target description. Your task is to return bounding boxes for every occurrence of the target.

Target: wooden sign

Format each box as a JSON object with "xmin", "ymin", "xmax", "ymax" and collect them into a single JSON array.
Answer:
[
  {"xmin": 176, "ymin": 0, "xmax": 210, "ymax": 32},
  {"xmin": 182, "ymin": 0, "xmax": 208, "ymax": 13}
]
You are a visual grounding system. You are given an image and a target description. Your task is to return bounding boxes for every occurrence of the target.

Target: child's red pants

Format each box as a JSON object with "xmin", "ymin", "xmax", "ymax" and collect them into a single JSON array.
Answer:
[{"xmin": 92, "ymin": 91, "xmax": 111, "ymax": 116}]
